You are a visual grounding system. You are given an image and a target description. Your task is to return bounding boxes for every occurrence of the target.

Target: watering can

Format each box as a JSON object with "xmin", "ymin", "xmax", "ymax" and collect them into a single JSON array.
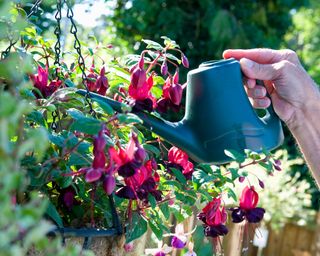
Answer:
[{"xmin": 77, "ymin": 58, "xmax": 284, "ymax": 164}]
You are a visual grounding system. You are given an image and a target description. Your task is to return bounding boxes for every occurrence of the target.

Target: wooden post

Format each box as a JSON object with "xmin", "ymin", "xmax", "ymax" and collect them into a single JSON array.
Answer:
[{"xmin": 312, "ymin": 212, "xmax": 320, "ymax": 256}]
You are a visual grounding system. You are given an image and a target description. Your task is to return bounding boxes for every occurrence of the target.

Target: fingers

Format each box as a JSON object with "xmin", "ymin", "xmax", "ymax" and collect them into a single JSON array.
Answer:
[
  {"xmin": 251, "ymin": 97, "xmax": 271, "ymax": 109},
  {"xmin": 240, "ymin": 58, "xmax": 280, "ymax": 81},
  {"xmin": 246, "ymin": 85, "xmax": 266, "ymax": 98},
  {"xmin": 223, "ymin": 48, "xmax": 299, "ymax": 64}
]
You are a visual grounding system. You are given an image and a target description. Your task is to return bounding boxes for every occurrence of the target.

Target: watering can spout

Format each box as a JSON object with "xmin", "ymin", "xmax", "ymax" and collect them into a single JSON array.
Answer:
[{"xmin": 76, "ymin": 90, "xmax": 200, "ymax": 160}]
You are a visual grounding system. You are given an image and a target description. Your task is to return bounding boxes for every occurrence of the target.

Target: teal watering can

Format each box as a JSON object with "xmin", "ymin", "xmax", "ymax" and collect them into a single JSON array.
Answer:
[{"xmin": 77, "ymin": 58, "xmax": 284, "ymax": 164}]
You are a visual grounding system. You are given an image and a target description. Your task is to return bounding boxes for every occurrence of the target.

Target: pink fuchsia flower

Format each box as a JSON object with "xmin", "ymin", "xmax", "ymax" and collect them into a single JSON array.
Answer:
[
  {"xmin": 162, "ymin": 224, "xmax": 197, "ymax": 250},
  {"xmin": 129, "ymin": 57, "xmax": 154, "ymax": 101},
  {"xmin": 95, "ymin": 66, "xmax": 109, "ymax": 96},
  {"xmin": 230, "ymin": 186, "xmax": 265, "ymax": 223},
  {"xmin": 197, "ymin": 197, "xmax": 228, "ymax": 237},
  {"xmin": 86, "ymin": 64, "xmax": 98, "ymax": 91},
  {"xmin": 124, "ymin": 242, "xmax": 134, "ymax": 252},
  {"xmin": 30, "ymin": 65, "xmax": 62, "ymax": 98},
  {"xmin": 167, "ymin": 146, "xmax": 194, "ymax": 180},
  {"xmin": 109, "ymin": 132, "xmax": 147, "ymax": 178},
  {"xmin": 116, "ymin": 158, "xmax": 162, "ymax": 202}
]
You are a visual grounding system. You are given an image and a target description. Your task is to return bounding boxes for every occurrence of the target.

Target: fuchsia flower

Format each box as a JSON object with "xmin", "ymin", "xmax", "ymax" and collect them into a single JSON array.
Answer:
[
  {"xmin": 156, "ymin": 71, "xmax": 183, "ymax": 113},
  {"xmin": 129, "ymin": 57, "xmax": 154, "ymax": 101},
  {"xmin": 230, "ymin": 186, "xmax": 265, "ymax": 223},
  {"xmin": 109, "ymin": 132, "xmax": 146, "ymax": 178},
  {"xmin": 167, "ymin": 146, "xmax": 194, "ymax": 180},
  {"xmin": 65, "ymin": 126, "xmax": 116, "ymax": 195},
  {"xmin": 197, "ymin": 198, "xmax": 228, "ymax": 237},
  {"xmin": 86, "ymin": 65, "xmax": 109, "ymax": 96},
  {"xmin": 116, "ymin": 158, "xmax": 162, "ymax": 202},
  {"xmin": 30, "ymin": 65, "xmax": 61, "ymax": 98}
]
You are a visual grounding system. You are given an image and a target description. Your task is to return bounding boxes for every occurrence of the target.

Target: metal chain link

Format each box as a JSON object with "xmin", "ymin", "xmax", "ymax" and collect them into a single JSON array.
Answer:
[
  {"xmin": 54, "ymin": 0, "xmax": 62, "ymax": 71},
  {"xmin": 64, "ymin": 0, "xmax": 96, "ymax": 117},
  {"xmin": 1, "ymin": 0, "xmax": 43, "ymax": 60},
  {"xmin": 51, "ymin": 110, "xmax": 59, "ymax": 131}
]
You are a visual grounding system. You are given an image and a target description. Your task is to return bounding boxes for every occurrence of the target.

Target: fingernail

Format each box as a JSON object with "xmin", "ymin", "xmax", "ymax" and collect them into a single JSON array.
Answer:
[
  {"xmin": 241, "ymin": 58, "xmax": 254, "ymax": 68},
  {"xmin": 258, "ymin": 99, "xmax": 269, "ymax": 107},
  {"xmin": 254, "ymin": 89, "xmax": 264, "ymax": 97}
]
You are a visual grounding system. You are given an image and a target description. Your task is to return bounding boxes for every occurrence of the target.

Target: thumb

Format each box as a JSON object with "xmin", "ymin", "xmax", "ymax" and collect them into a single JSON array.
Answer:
[{"xmin": 240, "ymin": 58, "xmax": 280, "ymax": 81}]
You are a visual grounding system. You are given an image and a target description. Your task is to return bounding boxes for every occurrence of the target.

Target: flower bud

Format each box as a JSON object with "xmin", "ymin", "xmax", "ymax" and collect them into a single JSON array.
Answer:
[
  {"xmin": 181, "ymin": 54, "xmax": 189, "ymax": 68},
  {"xmin": 85, "ymin": 168, "xmax": 102, "ymax": 183},
  {"xmin": 169, "ymin": 83, "xmax": 183, "ymax": 105},
  {"xmin": 92, "ymin": 151, "xmax": 106, "ymax": 169},
  {"xmin": 124, "ymin": 242, "xmax": 134, "ymax": 252},
  {"xmin": 138, "ymin": 56, "xmax": 144, "ymax": 69},
  {"xmin": 134, "ymin": 146, "xmax": 146, "ymax": 163},
  {"xmin": 103, "ymin": 175, "xmax": 116, "ymax": 195},
  {"xmin": 273, "ymin": 164, "xmax": 282, "ymax": 171},
  {"xmin": 161, "ymin": 61, "xmax": 168, "ymax": 76},
  {"xmin": 238, "ymin": 176, "xmax": 245, "ymax": 183},
  {"xmin": 130, "ymin": 67, "xmax": 147, "ymax": 89},
  {"xmin": 258, "ymin": 179, "xmax": 265, "ymax": 189},
  {"xmin": 173, "ymin": 70, "xmax": 179, "ymax": 84},
  {"xmin": 274, "ymin": 159, "xmax": 281, "ymax": 166}
]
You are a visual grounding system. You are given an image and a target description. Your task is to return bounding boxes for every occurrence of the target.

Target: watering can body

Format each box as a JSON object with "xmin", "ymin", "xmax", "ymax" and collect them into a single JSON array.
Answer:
[{"xmin": 78, "ymin": 58, "xmax": 284, "ymax": 164}]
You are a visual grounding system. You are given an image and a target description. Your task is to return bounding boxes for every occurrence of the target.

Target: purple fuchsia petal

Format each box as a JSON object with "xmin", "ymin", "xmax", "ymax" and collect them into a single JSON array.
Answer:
[
  {"xmin": 246, "ymin": 207, "xmax": 265, "ymax": 223},
  {"xmin": 231, "ymin": 207, "xmax": 246, "ymax": 223},
  {"xmin": 155, "ymin": 252, "xmax": 166, "ymax": 256},
  {"xmin": 118, "ymin": 162, "xmax": 137, "ymax": 177},
  {"xmin": 204, "ymin": 224, "xmax": 228, "ymax": 237},
  {"xmin": 132, "ymin": 98, "xmax": 154, "ymax": 112},
  {"xmin": 115, "ymin": 186, "xmax": 136, "ymax": 199},
  {"xmin": 171, "ymin": 235, "xmax": 187, "ymax": 249}
]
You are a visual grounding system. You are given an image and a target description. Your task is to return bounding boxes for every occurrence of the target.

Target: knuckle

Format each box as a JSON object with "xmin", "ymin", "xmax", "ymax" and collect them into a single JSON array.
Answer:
[{"xmin": 281, "ymin": 49, "xmax": 299, "ymax": 63}]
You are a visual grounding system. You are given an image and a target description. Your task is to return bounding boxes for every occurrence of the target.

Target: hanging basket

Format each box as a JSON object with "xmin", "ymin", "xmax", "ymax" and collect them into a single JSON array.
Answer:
[{"xmin": 28, "ymin": 227, "xmax": 148, "ymax": 256}]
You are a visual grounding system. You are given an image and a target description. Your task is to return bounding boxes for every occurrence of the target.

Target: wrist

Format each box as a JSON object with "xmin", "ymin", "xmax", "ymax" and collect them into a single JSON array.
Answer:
[{"xmin": 287, "ymin": 97, "xmax": 320, "ymax": 132}]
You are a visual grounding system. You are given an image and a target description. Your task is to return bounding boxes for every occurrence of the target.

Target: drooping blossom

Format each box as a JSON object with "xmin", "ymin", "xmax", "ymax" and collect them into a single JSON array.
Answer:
[
  {"xmin": 64, "ymin": 126, "xmax": 116, "ymax": 195},
  {"xmin": 58, "ymin": 186, "xmax": 80, "ymax": 211},
  {"xmin": 156, "ymin": 72, "xmax": 183, "ymax": 113},
  {"xmin": 109, "ymin": 132, "xmax": 147, "ymax": 178},
  {"xmin": 145, "ymin": 241, "xmax": 172, "ymax": 256},
  {"xmin": 128, "ymin": 57, "xmax": 154, "ymax": 101},
  {"xmin": 124, "ymin": 242, "xmax": 134, "ymax": 252},
  {"xmin": 167, "ymin": 146, "xmax": 194, "ymax": 180},
  {"xmin": 30, "ymin": 65, "xmax": 62, "ymax": 98},
  {"xmin": 116, "ymin": 158, "xmax": 161, "ymax": 203},
  {"xmin": 86, "ymin": 65, "xmax": 109, "ymax": 96},
  {"xmin": 197, "ymin": 197, "xmax": 228, "ymax": 238},
  {"xmin": 230, "ymin": 186, "xmax": 265, "ymax": 223},
  {"xmin": 86, "ymin": 64, "xmax": 98, "ymax": 91}
]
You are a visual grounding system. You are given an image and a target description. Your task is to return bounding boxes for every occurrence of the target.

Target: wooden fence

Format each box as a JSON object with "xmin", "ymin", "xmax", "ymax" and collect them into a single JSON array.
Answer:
[{"xmin": 224, "ymin": 212, "xmax": 320, "ymax": 256}]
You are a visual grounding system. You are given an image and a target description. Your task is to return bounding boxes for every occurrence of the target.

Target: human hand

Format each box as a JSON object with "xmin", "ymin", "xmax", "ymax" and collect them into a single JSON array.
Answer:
[{"xmin": 222, "ymin": 49, "xmax": 320, "ymax": 126}]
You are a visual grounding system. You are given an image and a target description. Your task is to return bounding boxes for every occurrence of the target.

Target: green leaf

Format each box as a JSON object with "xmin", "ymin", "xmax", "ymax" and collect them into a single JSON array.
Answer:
[
  {"xmin": 148, "ymin": 194, "xmax": 157, "ymax": 209},
  {"xmin": 46, "ymin": 200, "xmax": 63, "ymax": 228},
  {"xmin": 64, "ymin": 79, "xmax": 75, "ymax": 87},
  {"xmin": 26, "ymin": 110, "xmax": 46, "ymax": 126},
  {"xmin": 163, "ymin": 180, "xmax": 182, "ymax": 189},
  {"xmin": 224, "ymin": 149, "xmax": 245, "ymax": 163},
  {"xmin": 142, "ymin": 39, "xmax": 163, "ymax": 50},
  {"xmin": 171, "ymin": 168, "xmax": 187, "ymax": 184},
  {"xmin": 229, "ymin": 168, "xmax": 240, "ymax": 180},
  {"xmin": 94, "ymin": 99, "xmax": 115, "ymax": 115},
  {"xmin": 70, "ymin": 117, "xmax": 102, "ymax": 135},
  {"xmin": 117, "ymin": 113, "xmax": 142, "ymax": 124},
  {"xmin": 67, "ymin": 108, "xmax": 85, "ymax": 119},
  {"xmin": 143, "ymin": 144, "xmax": 160, "ymax": 157},
  {"xmin": 149, "ymin": 218, "xmax": 163, "ymax": 240},
  {"xmin": 126, "ymin": 213, "xmax": 148, "ymax": 243},
  {"xmin": 227, "ymin": 188, "xmax": 238, "ymax": 202},
  {"xmin": 159, "ymin": 202, "xmax": 170, "ymax": 219},
  {"xmin": 164, "ymin": 53, "xmax": 181, "ymax": 64}
]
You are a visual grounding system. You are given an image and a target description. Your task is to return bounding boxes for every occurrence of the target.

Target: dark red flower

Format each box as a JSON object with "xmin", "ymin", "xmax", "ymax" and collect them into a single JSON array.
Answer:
[
  {"xmin": 30, "ymin": 65, "xmax": 61, "ymax": 98},
  {"xmin": 197, "ymin": 198, "xmax": 228, "ymax": 238},
  {"xmin": 230, "ymin": 186, "xmax": 265, "ymax": 223},
  {"xmin": 96, "ymin": 66, "xmax": 109, "ymax": 96},
  {"xmin": 168, "ymin": 146, "xmax": 194, "ymax": 180}
]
